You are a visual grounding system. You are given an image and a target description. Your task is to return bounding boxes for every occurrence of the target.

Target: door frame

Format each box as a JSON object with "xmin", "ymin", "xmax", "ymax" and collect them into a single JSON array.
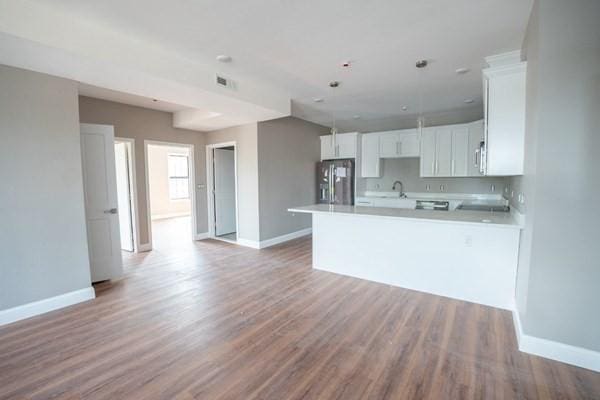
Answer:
[
  {"xmin": 114, "ymin": 137, "xmax": 140, "ymax": 253},
  {"xmin": 206, "ymin": 141, "xmax": 239, "ymax": 242},
  {"xmin": 144, "ymin": 140, "xmax": 197, "ymax": 249}
]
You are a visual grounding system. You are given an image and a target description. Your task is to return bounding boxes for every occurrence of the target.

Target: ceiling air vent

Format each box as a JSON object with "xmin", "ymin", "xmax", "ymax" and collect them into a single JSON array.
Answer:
[{"xmin": 216, "ymin": 74, "xmax": 235, "ymax": 90}]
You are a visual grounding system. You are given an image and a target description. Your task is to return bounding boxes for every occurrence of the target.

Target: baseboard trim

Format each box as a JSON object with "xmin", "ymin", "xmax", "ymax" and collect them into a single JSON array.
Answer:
[
  {"xmin": 138, "ymin": 243, "xmax": 152, "ymax": 252},
  {"xmin": 0, "ymin": 287, "xmax": 96, "ymax": 326},
  {"xmin": 236, "ymin": 238, "xmax": 260, "ymax": 249},
  {"xmin": 259, "ymin": 228, "xmax": 312, "ymax": 249},
  {"xmin": 513, "ymin": 310, "xmax": 600, "ymax": 372},
  {"xmin": 194, "ymin": 232, "xmax": 209, "ymax": 241}
]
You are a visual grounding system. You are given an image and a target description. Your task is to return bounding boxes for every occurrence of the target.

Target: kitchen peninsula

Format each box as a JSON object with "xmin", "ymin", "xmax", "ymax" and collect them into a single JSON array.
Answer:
[{"xmin": 289, "ymin": 204, "xmax": 523, "ymax": 310}]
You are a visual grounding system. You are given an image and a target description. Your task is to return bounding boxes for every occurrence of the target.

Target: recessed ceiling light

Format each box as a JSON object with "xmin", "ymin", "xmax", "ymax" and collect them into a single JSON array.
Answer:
[
  {"xmin": 455, "ymin": 67, "xmax": 470, "ymax": 74},
  {"xmin": 353, "ymin": 115, "xmax": 361, "ymax": 119},
  {"xmin": 329, "ymin": 81, "xmax": 340, "ymax": 88},
  {"xmin": 464, "ymin": 98, "xmax": 474, "ymax": 104},
  {"xmin": 313, "ymin": 98, "xmax": 324, "ymax": 103},
  {"xmin": 342, "ymin": 61, "xmax": 351, "ymax": 68},
  {"xmin": 401, "ymin": 106, "xmax": 408, "ymax": 111},
  {"xmin": 216, "ymin": 54, "xmax": 232, "ymax": 63}
]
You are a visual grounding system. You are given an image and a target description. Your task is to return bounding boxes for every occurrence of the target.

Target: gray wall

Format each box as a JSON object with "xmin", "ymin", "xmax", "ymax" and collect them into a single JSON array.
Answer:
[
  {"xmin": 514, "ymin": 0, "xmax": 600, "ymax": 351},
  {"xmin": 0, "ymin": 66, "xmax": 92, "ymax": 310},
  {"xmin": 205, "ymin": 123, "xmax": 260, "ymax": 242},
  {"xmin": 364, "ymin": 158, "xmax": 508, "ymax": 195},
  {"xmin": 257, "ymin": 117, "xmax": 328, "ymax": 240},
  {"xmin": 78, "ymin": 97, "xmax": 208, "ymax": 245}
]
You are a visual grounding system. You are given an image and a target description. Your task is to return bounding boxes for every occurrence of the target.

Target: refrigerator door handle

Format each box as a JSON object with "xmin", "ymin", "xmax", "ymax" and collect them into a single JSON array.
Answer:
[{"xmin": 330, "ymin": 164, "xmax": 335, "ymax": 203}]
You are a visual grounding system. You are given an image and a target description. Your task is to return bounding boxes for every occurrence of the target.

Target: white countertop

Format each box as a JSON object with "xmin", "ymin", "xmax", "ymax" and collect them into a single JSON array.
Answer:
[{"xmin": 288, "ymin": 204, "xmax": 522, "ymax": 229}]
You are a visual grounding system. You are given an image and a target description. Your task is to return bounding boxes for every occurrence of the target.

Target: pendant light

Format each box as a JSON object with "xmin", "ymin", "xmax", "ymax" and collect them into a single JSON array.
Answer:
[
  {"xmin": 416, "ymin": 59, "xmax": 428, "ymax": 136},
  {"xmin": 328, "ymin": 80, "xmax": 340, "ymax": 146}
]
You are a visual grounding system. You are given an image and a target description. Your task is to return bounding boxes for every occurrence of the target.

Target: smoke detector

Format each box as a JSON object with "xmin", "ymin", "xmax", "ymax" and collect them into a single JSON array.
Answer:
[{"xmin": 216, "ymin": 54, "xmax": 232, "ymax": 63}]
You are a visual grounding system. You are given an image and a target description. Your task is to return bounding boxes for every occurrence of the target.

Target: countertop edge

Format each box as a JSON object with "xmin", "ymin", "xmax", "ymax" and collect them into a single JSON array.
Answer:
[{"xmin": 288, "ymin": 206, "xmax": 523, "ymax": 230}]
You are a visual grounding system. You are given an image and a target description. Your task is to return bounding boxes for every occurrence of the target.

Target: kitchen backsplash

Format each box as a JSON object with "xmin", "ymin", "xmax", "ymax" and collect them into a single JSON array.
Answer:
[{"xmin": 362, "ymin": 158, "xmax": 509, "ymax": 195}]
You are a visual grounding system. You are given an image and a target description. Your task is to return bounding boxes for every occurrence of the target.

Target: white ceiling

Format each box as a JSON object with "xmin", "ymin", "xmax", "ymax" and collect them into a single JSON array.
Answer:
[
  {"xmin": 7, "ymin": 0, "xmax": 533, "ymax": 131},
  {"xmin": 78, "ymin": 84, "xmax": 185, "ymax": 113}
]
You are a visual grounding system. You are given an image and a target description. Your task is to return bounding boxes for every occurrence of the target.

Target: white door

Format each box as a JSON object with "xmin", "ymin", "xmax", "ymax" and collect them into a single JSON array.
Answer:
[
  {"xmin": 213, "ymin": 148, "xmax": 236, "ymax": 236},
  {"xmin": 80, "ymin": 123, "xmax": 123, "ymax": 282},
  {"xmin": 114, "ymin": 142, "xmax": 134, "ymax": 251}
]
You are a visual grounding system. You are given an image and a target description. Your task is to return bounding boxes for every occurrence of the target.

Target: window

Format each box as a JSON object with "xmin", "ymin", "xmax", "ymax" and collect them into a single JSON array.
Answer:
[{"xmin": 168, "ymin": 154, "xmax": 189, "ymax": 200}]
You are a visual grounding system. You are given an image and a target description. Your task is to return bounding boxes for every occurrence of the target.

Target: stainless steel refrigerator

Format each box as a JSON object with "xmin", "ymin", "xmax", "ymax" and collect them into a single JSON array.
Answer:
[{"xmin": 317, "ymin": 159, "xmax": 355, "ymax": 205}]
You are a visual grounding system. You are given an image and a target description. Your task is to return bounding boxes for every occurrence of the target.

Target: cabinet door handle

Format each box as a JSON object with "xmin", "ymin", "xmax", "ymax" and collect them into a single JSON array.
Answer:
[
  {"xmin": 335, "ymin": 145, "xmax": 339, "ymax": 157},
  {"xmin": 431, "ymin": 160, "xmax": 435, "ymax": 175},
  {"xmin": 398, "ymin": 141, "xmax": 402, "ymax": 155},
  {"xmin": 452, "ymin": 159, "xmax": 455, "ymax": 176},
  {"xmin": 474, "ymin": 149, "xmax": 479, "ymax": 166},
  {"xmin": 396, "ymin": 142, "xmax": 399, "ymax": 155}
]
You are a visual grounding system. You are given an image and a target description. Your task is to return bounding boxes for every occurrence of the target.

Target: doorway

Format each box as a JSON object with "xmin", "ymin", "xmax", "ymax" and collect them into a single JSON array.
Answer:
[
  {"xmin": 114, "ymin": 138, "xmax": 137, "ymax": 252},
  {"xmin": 145, "ymin": 141, "xmax": 197, "ymax": 251},
  {"xmin": 206, "ymin": 142, "xmax": 238, "ymax": 243}
]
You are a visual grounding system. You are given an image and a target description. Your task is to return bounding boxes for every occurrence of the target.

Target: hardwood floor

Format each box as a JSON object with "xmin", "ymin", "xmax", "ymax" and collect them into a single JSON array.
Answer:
[{"xmin": 1, "ymin": 236, "xmax": 599, "ymax": 399}]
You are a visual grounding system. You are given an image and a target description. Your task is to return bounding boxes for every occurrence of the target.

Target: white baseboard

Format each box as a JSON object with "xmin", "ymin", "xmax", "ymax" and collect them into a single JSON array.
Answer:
[
  {"xmin": 259, "ymin": 227, "xmax": 312, "ymax": 249},
  {"xmin": 513, "ymin": 310, "xmax": 600, "ymax": 372},
  {"xmin": 137, "ymin": 242, "xmax": 152, "ymax": 252},
  {"xmin": 194, "ymin": 232, "xmax": 209, "ymax": 241},
  {"xmin": 236, "ymin": 238, "xmax": 260, "ymax": 249},
  {"xmin": 235, "ymin": 228, "xmax": 312, "ymax": 250},
  {"xmin": 0, "ymin": 287, "xmax": 96, "ymax": 326}
]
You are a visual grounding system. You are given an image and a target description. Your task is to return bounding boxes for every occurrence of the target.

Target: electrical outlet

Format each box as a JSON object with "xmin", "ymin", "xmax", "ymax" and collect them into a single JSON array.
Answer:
[
  {"xmin": 425, "ymin": 184, "xmax": 431, "ymax": 191},
  {"xmin": 490, "ymin": 184, "xmax": 496, "ymax": 192},
  {"xmin": 518, "ymin": 193, "xmax": 525, "ymax": 204},
  {"xmin": 440, "ymin": 184, "xmax": 445, "ymax": 192}
]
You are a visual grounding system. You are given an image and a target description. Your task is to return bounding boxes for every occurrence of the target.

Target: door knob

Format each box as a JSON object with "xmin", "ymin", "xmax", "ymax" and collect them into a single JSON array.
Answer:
[{"xmin": 104, "ymin": 208, "xmax": 118, "ymax": 214}]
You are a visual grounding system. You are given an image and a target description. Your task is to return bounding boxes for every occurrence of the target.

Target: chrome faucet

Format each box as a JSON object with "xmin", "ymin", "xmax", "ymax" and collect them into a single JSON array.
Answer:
[{"xmin": 392, "ymin": 180, "xmax": 406, "ymax": 198}]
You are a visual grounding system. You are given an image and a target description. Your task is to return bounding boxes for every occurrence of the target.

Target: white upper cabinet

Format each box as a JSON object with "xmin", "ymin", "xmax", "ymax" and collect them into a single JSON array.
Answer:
[
  {"xmin": 435, "ymin": 128, "xmax": 453, "ymax": 176},
  {"xmin": 320, "ymin": 132, "xmax": 358, "ymax": 160},
  {"xmin": 320, "ymin": 135, "xmax": 335, "ymax": 160},
  {"xmin": 361, "ymin": 133, "xmax": 381, "ymax": 178},
  {"xmin": 399, "ymin": 131, "xmax": 420, "ymax": 157},
  {"xmin": 420, "ymin": 121, "xmax": 484, "ymax": 178},
  {"xmin": 378, "ymin": 131, "xmax": 399, "ymax": 158},
  {"xmin": 420, "ymin": 128, "xmax": 437, "ymax": 177},
  {"xmin": 467, "ymin": 120, "xmax": 485, "ymax": 177},
  {"xmin": 483, "ymin": 51, "xmax": 527, "ymax": 176},
  {"xmin": 451, "ymin": 127, "xmax": 469, "ymax": 177},
  {"xmin": 378, "ymin": 129, "xmax": 419, "ymax": 158}
]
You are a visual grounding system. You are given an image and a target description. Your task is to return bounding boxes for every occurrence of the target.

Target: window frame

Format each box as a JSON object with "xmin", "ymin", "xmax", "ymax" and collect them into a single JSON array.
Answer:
[{"xmin": 167, "ymin": 154, "xmax": 190, "ymax": 200}]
